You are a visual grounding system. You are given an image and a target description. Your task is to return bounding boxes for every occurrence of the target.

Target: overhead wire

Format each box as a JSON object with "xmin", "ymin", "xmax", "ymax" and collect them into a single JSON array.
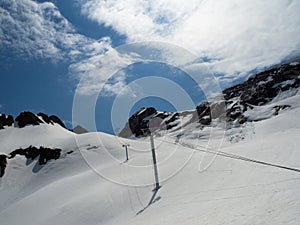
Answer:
[{"xmin": 159, "ymin": 137, "xmax": 300, "ymax": 173}]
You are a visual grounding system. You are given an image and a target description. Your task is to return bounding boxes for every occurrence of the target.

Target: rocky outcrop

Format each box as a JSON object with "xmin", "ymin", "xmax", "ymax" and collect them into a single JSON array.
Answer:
[
  {"xmin": 120, "ymin": 108, "xmax": 172, "ymax": 137},
  {"xmin": 0, "ymin": 112, "xmax": 66, "ymax": 129},
  {"xmin": 9, "ymin": 145, "xmax": 61, "ymax": 165},
  {"xmin": 120, "ymin": 62, "xmax": 300, "ymax": 137},
  {"xmin": 0, "ymin": 146, "xmax": 62, "ymax": 177},
  {"xmin": 128, "ymin": 107, "xmax": 158, "ymax": 137},
  {"xmin": 196, "ymin": 102, "xmax": 212, "ymax": 125},
  {"xmin": 222, "ymin": 63, "xmax": 299, "ymax": 122},
  {"xmin": 194, "ymin": 62, "xmax": 300, "ymax": 125},
  {"xmin": 37, "ymin": 112, "xmax": 54, "ymax": 125},
  {"xmin": 49, "ymin": 115, "xmax": 66, "ymax": 128},
  {"xmin": 0, "ymin": 155, "xmax": 7, "ymax": 177},
  {"xmin": 38, "ymin": 147, "xmax": 61, "ymax": 165},
  {"xmin": 73, "ymin": 125, "xmax": 88, "ymax": 134},
  {"xmin": 15, "ymin": 112, "xmax": 43, "ymax": 128},
  {"xmin": 223, "ymin": 63, "xmax": 300, "ymax": 104},
  {"xmin": 0, "ymin": 114, "xmax": 14, "ymax": 129},
  {"xmin": 119, "ymin": 107, "xmax": 196, "ymax": 138},
  {"xmin": 272, "ymin": 105, "xmax": 291, "ymax": 116}
]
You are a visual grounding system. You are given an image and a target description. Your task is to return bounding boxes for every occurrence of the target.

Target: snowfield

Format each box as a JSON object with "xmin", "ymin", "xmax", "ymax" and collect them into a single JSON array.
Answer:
[{"xmin": 0, "ymin": 93, "xmax": 300, "ymax": 225}]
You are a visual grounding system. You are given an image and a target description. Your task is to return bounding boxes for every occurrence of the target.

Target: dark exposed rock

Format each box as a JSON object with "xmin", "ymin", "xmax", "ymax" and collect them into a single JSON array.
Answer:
[
  {"xmin": 15, "ymin": 112, "xmax": 43, "ymax": 128},
  {"xmin": 37, "ymin": 112, "xmax": 53, "ymax": 125},
  {"xmin": 73, "ymin": 125, "xmax": 88, "ymax": 134},
  {"xmin": 10, "ymin": 145, "xmax": 40, "ymax": 160},
  {"xmin": 164, "ymin": 113, "xmax": 180, "ymax": 130},
  {"xmin": 9, "ymin": 146, "xmax": 61, "ymax": 165},
  {"xmin": 196, "ymin": 62, "xmax": 300, "ymax": 125},
  {"xmin": 49, "ymin": 115, "xmax": 66, "ymax": 128},
  {"xmin": 155, "ymin": 112, "xmax": 171, "ymax": 121},
  {"xmin": 0, "ymin": 112, "xmax": 66, "ymax": 130},
  {"xmin": 120, "ymin": 107, "xmax": 180, "ymax": 137},
  {"xmin": 199, "ymin": 116, "xmax": 211, "ymax": 125},
  {"xmin": 120, "ymin": 62, "xmax": 300, "ymax": 137},
  {"xmin": 38, "ymin": 147, "xmax": 61, "ymax": 165},
  {"xmin": 223, "ymin": 63, "xmax": 300, "ymax": 104},
  {"xmin": 128, "ymin": 107, "xmax": 157, "ymax": 137},
  {"xmin": 120, "ymin": 108, "xmax": 194, "ymax": 137},
  {"xmin": 0, "ymin": 155, "xmax": 7, "ymax": 177},
  {"xmin": 272, "ymin": 105, "xmax": 291, "ymax": 116},
  {"xmin": 225, "ymin": 100, "xmax": 253, "ymax": 124},
  {"xmin": 0, "ymin": 114, "xmax": 14, "ymax": 129},
  {"xmin": 196, "ymin": 102, "xmax": 211, "ymax": 125}
]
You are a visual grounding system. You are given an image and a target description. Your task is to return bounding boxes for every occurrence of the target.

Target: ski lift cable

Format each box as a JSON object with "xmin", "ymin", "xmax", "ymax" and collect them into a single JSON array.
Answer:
[
  {"xmin": 194, "ymin": 146, "xmax": 300, "ymax": 173},
  {"xmin": 160, "ymin": 138, "xmax": 300, "ymax": 173}
]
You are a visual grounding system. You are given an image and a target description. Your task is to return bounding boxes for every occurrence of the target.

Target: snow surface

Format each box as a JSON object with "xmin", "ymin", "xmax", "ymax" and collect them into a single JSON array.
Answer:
[
  {"xmin": 0, "ymin": 94, "xmax": 300, "ymax": 225},
  {"xmin": 290, "ymin": 62, "xmax": 299, "ymax": 66}
]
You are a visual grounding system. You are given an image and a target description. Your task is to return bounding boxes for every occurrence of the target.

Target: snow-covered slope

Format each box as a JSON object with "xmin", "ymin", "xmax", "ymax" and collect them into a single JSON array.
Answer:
[{"xmin": 0, "ymin": 92, "xmax": 300, "ymax": 224}]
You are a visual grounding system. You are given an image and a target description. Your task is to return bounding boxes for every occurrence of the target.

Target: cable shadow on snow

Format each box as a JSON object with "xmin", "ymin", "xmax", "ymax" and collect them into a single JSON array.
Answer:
[{"xmin": 136, "ymin": 188, "xmax": 161, "ymax": 215}]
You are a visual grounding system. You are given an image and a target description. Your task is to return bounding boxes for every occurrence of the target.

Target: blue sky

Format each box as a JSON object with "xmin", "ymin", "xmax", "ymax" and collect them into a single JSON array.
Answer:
[{"xmin": 1, "ymin": 0, "xmax": 300, "ymax": 134}]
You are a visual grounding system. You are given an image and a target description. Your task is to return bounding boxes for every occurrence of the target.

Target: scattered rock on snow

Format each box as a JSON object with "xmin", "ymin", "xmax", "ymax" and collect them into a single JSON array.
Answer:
[{"xmin": 0, "ymin": 154, "xmax": 7, "ymax": 177}]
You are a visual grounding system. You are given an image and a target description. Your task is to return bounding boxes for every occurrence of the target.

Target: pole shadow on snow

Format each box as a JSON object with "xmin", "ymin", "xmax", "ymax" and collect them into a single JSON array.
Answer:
[{"xmin": 136, "ymin": 188, "xmax": 161, "ymax": 215}]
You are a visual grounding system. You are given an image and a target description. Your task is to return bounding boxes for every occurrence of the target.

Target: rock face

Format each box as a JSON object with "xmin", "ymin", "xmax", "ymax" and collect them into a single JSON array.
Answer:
[
  {"xmin": 222, "ymin": 62, "xmax": 300, "ymax": 124},
  {"xmin": 194, "ymin": 62, "xmax": 300, "ymax": 125},
  {"xmin": 9, "ymin": 146, "xmax": 61, "ymax": 165},
  {"xmin": 0, "ymin": 112, "xmax": 66, "ymax": 129},
  {"xmin": 15, "ymin": 112, "xmax": 43, "ymax": 128},
  {"xmin": 0, "ymin": 114, "xmax": 14, "ymax": 129},
  {"xmin": 49, "ymin": 115, "xmax": 66, "ymax": 128},
  {"xmin": 0, "ymin": 155, "xmax": 7, "ymax": 177},
  {"xmin": 119, "ymin": 107, "xmax": 196, "ymax": 138},
  {"xmin": 129, "ymin": 107, "xmax": 157, "ymax": 136},
  {"xmin": 227, "ymin": 63, "xmax": 298, "ymax": 122},
  {"xmin": 272, "ymin": 105, "xmax": 291, "ymax": 116},
  {"xmin": 120, "ymin": 62, "xmax": 300, "ymax": 137},
  {"xmin": 37, "ymin": 112, "xmax": 54, "ymax": 125},
  {"xmin": 73, "ymin": 125, "xmax": 88, "ymax": 134},
  {"xmin": 119, "ymin": 107, "xmax": 175, "ymax": 137}
]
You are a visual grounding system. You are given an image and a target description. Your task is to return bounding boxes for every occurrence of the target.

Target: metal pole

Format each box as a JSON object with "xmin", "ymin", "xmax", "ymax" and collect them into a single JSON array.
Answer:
[
  {"xmin": 150, "ymin": 132, "xmax": 160, "ymax": 190},
  {"xmin": 122, "ymin": 144, "xmax": 129, "ymax": 161}
]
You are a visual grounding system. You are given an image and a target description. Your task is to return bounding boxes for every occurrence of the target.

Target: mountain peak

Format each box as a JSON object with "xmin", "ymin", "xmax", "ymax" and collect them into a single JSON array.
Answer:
[
  {"xmin": 120, "ymin": 62, "xmax": 300, "ymax": 138},
  {"xmin": 0, "ymin": 112, "xmax": 67, "ymax": 130}
]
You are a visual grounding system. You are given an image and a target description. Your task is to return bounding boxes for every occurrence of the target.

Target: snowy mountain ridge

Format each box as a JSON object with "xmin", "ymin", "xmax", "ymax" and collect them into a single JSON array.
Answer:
[
  {"xmin": 0, "ymin": 111, "xmax": 67, "ymax": 130},
  {"xmin": 120, "ymin": 61, "xmax": 300, "ymax": 138}
]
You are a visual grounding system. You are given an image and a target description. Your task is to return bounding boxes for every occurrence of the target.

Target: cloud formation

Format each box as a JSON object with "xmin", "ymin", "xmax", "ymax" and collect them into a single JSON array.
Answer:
[
  {"xmin": 70, "ymin": 47, "xmax": 135, "ymax": 96},
  {"xmin": 82, "ymin": 0, "xmax": 300, "ymax": 80},
  {"xmin": 2, "ymin": 0, "xmax": 300, "ymax": 97},
  {"xmin": 0, "ymin": 0, "xmax": 109, "ymax": 61}
]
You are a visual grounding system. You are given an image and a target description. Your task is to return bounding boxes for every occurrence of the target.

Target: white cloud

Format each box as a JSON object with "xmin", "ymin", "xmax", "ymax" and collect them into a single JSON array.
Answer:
[
  {"xmin": 0, "ymin": 0, "xmax": 125, "ymax": 96},
  {"xmin": 0, "ymin": 0, "xmax": 109, "ymax": 61},
  {"xmin": 2, "ymin": 0, "xmax": 300, "ymax": 97},
  {"xmin": 70, "ymin": 46, "xmax": 136, "ymax": 96},
  {"xmin": 81, "ymin": 0, "xmax": 300, "ymax": 85}
]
